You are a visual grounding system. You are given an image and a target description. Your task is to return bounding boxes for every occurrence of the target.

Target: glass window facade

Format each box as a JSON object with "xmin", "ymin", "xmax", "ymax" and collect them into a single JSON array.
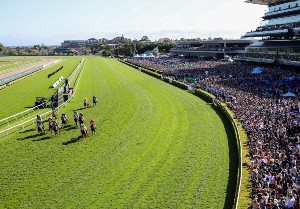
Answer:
[
  {"xmin": 268, "ymin": 0, "xmax": 300, "ymax": 13},
  {"xmin": 261, "ymin": 14, "xmax": 300, "ymax": 26}
]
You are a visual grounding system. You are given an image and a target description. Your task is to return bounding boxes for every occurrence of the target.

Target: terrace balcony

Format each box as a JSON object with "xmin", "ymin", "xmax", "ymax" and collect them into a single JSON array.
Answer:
[
  {"xmin": 263, "ymin": 5, "xmax": 300, "ymax": 19},
  {"xmin": 243, "ymin": 29, "xmax": 289, "ymax": 37}
]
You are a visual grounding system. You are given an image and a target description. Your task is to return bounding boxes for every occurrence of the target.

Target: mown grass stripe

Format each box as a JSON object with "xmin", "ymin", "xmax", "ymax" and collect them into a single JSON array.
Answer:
[{"xmin": 0, "ymin": 57, "xmax": 235, "ymax": 209}]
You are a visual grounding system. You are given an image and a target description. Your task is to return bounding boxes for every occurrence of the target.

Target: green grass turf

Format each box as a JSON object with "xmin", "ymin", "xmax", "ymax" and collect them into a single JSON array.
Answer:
[
  {"xmin": 0, "ymin": 57, "xmax": 237, "ymax": 209},
  {"xmin": 0, "ymin": 57, "xmax": 81, "ymax": 119},
  {"xmin": 0, "ymin": 57, "xmax": 42, "ymax": 72}
]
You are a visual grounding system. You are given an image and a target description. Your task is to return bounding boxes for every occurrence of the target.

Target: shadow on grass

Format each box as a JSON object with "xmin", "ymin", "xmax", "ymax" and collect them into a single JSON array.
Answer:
[
  {"xmin": 64, "ymin": 126, "xmax": 78, "ymax": 131},
  {"xmin": 17, "ymin": 133, "xmax": 44, "ymax": 140},
  {"xmin": 32, "ymin": 136, "xmax": 51, "ymax": 142},
  {"xmin": 62, "ymin": 136, "xmax": 82, "ymax": 145},
  {"xmin": 74, "ymin": 106, "xmax": 92, "ymax": 111},
  {"xmin": 19, "ymin": 128, "xmax": 35, "ymax": 133},
  {"xmin": 210, "ymin": 104, "xmax": 239, "ymax": 209}
]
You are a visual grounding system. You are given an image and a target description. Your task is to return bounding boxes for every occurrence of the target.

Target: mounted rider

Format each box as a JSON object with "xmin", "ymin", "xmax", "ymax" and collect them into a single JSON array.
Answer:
[
  {"xmin": 79, "ymin": 113, "xmax": 85, "ymax": 124},
  {"xmin": 61, "ymin": 112, "xmax": 68, "ymax": 121},
  {"xmin": 93, "ymin": 96, "xmax": 97, "ymax": 106},
  {"xmin": 74, "ymin": 110, "xmax": 79, "ymax": 126},
  {"xmin": 52, "ymin": 108, "xmax": 58, "ymax": 119},
  {"xmin": 74, "ymin": 111, "xmax": 79, "ymax": 120},
  {"xmin": 80, "ymin": 123, "xmax": 87, "ymax": 130},
  {"xmin": 84, "ymin": 98, "xmax": 89, "ymax": 107},
  {"xmin": 36, "ymin": 115, "xmax": 44, "ymax": 129},
  {"xmin": 90, "ymin": 119, "xmax": 96, "ymax": 128}
]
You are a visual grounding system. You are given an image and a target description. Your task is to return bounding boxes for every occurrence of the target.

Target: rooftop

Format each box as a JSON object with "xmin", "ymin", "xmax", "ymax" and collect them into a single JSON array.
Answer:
[{"xmin": 245, "ymin": 0, "xmax": 294, "ymax": 5}]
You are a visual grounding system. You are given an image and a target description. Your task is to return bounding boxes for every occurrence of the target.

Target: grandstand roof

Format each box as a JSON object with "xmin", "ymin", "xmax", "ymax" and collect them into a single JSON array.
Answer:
[{"xmin": 245, "ymin": 0, "xmax": 294, "ymax": 5}]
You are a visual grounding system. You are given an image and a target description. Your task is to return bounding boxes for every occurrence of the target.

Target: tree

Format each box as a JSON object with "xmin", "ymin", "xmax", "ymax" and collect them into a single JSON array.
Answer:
[
  {"xmin": 155, "ymin": 39, "xmax": 175, "ymax": 53},
  {"xmin": 0, "ymin": 43, "xmax": 4, "ymax": 52}
]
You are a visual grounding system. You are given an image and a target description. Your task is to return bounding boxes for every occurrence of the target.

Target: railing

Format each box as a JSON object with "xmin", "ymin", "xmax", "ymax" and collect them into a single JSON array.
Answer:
[
  {"xmin": 0, "ymin": 58, "xmax": 85, "ymax": 139},
  {"xmin": 120, "ymin": 59, "xmax": 243, "ymax": 209},
  {"xmin": 0, "ymin": 59, "xmax": 62, "ymax": 86}
]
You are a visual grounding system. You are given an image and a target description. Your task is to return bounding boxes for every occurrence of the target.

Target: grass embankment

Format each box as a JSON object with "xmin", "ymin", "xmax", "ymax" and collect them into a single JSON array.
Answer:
[{"xmin": 0, "ymin": 57, "xmax": 236, "ymax": 209}]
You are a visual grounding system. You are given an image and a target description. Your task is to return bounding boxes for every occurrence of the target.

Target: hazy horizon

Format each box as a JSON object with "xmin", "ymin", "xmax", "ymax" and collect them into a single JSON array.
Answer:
[{"xmin": 0, "ymin": 0, "xmax": 267, "ymax": 46}]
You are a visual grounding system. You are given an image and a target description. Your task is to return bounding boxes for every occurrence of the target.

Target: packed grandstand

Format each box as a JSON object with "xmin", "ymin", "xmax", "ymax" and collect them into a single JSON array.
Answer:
[
  {"xmin": 125, "ymin": 56, "xmax": 300, "ymax": 208},
  {"xmin": 122, "ymin": 2, "xmax": 300, "ymax": 207},
  {"xmin": 2, "ymin": 0, "xmax": 300, "ymax": 208}
]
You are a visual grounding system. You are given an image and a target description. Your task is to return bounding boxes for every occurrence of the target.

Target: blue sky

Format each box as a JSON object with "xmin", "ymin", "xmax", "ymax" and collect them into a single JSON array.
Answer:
[{"xmin": 0, "ymin": 0, "xmax": 266, "ymax": 46}]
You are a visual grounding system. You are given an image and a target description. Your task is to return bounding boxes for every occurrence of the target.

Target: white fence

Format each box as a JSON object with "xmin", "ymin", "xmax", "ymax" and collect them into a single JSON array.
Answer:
[
  {"xmin": 0, "ymin": 58, "xmax": 85, "ymax": 138},
  {"xmin": 0, "ymin": 59, "xmax": 62, "ymax": 86}
]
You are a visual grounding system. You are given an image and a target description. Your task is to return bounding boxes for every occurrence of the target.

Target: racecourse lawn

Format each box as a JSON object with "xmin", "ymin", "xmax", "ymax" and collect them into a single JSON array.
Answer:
[
  {"xmin": 0, "ymin": 57, "xmax": 41, "ymax": 73},
  {"xmin": 0, "ymin": 57, "xmax": 238, "ymax": 209},
  {"xmin": 0, "ymin": 57, "xmax": 81, "ymax": 119}
]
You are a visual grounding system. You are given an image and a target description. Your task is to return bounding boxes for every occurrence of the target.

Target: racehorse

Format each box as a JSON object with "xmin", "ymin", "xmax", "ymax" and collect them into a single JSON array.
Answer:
[
  {"xmin": 81, "ymin": 125, "xmax": 88, "ymax": 138},
  {"xmin": 93, "ymin": 97, "xmax": 97, "ymax": 106},
  {"xmin": 79, "ymin": 115, "xmax": 85, "ymax": 125},
  {"xmin": 49, "ymin": 120, "xmax": 54, "ymax": 133},
  {"xmin": 90, "ymin": 123, "xmax": 96, "ymax": 135},
  {"xmin": 74, "ymin": 115, "xmax": 79, "ymax": 126},
  {"xmin": 52, "ymin": 124, "xmax": 60, "ymax": 136},
  {"xmin": 52, "ymin": 110, "xmax": 58, "ymax": 120},
  {"xmin": 61, "ymin": 117, "xmax": 68, "ymax": 127},
  {"xmin": 37, "ymin": 123, "xmax": 44, "ymax": 135},
  {"xmin": 84, "ymin": 99, "xmax": 89, "ymax": 108}
]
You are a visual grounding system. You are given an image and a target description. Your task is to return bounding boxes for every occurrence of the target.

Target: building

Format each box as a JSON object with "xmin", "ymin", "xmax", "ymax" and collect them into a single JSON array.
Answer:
[
  {"xmin": 61, "ymin": 40, "xmax": 86, "ymax": 49},
  {"xmin": 170, "ymin": 39, "xmax": 257, "ymax": 59},
  {"xmin": 86, "ymin": 38, "xmax": 99, "ymax": 46},
  {"xmin": 236, "ymin": 0, "xmax": 300, "ymax": 66}
]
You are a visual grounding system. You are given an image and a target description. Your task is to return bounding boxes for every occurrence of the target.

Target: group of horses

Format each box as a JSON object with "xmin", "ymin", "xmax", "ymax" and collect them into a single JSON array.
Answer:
[
  {"xmin": 37, "ymin": 97, "xmax": 98, "ymax": 138},
  {"xmin": 84, "ymin": 96, "xmax": 97, "ymax": 108}
]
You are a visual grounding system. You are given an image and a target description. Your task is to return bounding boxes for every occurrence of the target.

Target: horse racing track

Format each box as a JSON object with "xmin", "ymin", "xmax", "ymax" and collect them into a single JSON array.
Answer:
[{"xmin": 0, "ymin": 57, "xmax": 238, "ymax": 209}]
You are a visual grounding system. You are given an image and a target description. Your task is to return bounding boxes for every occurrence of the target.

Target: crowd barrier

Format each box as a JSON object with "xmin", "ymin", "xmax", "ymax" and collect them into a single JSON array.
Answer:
[
  {"xmin": 0, "ymin": 59, "xmax": 85, "ymax": 139},
  {"xmin": 120, "ymin": 59, "xmax": 242, "ymax": 209}
]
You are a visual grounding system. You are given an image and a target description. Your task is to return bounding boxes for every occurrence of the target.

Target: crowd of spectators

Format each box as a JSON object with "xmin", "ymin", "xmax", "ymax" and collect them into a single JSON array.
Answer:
[
  {"xmin": 172, "ymin": 46, "xmax": 246, "ymax": 51},
  {"xmin": 127, "ymin": 57, "xmax": 300, "ymax": 209},
  {"xmin": 237, "ymin": 53, "xmax": 276, "ymax": 60},
  {"xmin": 278, "ymin": 54, "xmax": 300, "ymax": 63},
  {"xmin": 250, "ymin": 21, "xmax": 300, "ymax": 33}
]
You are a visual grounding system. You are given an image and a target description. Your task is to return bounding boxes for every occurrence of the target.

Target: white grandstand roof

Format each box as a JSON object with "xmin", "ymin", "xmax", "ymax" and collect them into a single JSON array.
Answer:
[{"xmin": 245, "ymin": 0, "xmax": 294, "ymax": 5}]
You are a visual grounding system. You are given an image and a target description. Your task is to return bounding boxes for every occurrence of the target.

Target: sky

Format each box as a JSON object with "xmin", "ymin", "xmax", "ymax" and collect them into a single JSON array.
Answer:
[{"xmin": 0, "ymin": 0, "xmax": 267, "ymax": 46}]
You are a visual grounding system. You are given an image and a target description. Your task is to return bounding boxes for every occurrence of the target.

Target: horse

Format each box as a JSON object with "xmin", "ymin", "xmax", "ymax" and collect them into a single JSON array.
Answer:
[
  {"xmin": 61, "ymin": 117, "xmax": 68, "ymax": 127},
  {"xmin": 81, "ymin": 125, "xmax": 88, "ymax": 138},
  {"xmin": 52, "ymin": 124, "xmax": 60, "ymax": 136},
  {"xmin": 52, "ymin": 111, "xmax": 58, "ymax": 120},
  {"xmin": 79, "ymin": 115, "xmax": 85, "ymax": 125},
  {"xmin": 74, "ymin": 115, "xmax": 79, "ymax": 126},
  {"xmin": 49, "ymin": 120, "xmax": 54, "ymax": 133},
  {"xmin": 84, "ymin": 100, "xmax": 89, "ymax": 108},
  {"xmin": 37, "ymin": 123, "xmax": 44, "ymax": 135},
  {"xmin": 90, "ymin": 123, "xmax": 96, "ymax": 135},
  {"xmin": 93, "ymin": 97, "xmax": 97, "ymax": 106}
]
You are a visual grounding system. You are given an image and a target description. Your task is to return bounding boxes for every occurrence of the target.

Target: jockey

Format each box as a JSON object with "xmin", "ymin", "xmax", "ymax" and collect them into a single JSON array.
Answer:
[
  {"xmin": 36, "ymin": 115, "xmax": 44, "ymax": 128},
  {"xmin": 93, "ymin": 96, "xmax": 97, "ymax": 102},
  {"xmin": 61, "ymin": 113, "xmax": 68, "ymax": 120},
  {"xmin": 74, "ymin": 111, "xmax": 79, "ymax": 119},
  {"xmin": 80, "ymin": 123, "xmax": 86, "ymax": 130},
  {"xmin": 52, "ymin": 109, "xmax": 58, "ymax": 118},
  {"xmin": 52, "ymin": 120, "xmax": 59, "ymax": 128},
  {"xmin": 84, "ymin": 98, "xmax": 88, "ymax": 106},
  {"xmin": 90, "ymin": 119, "xmax": 95, "ymax": 128}
]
